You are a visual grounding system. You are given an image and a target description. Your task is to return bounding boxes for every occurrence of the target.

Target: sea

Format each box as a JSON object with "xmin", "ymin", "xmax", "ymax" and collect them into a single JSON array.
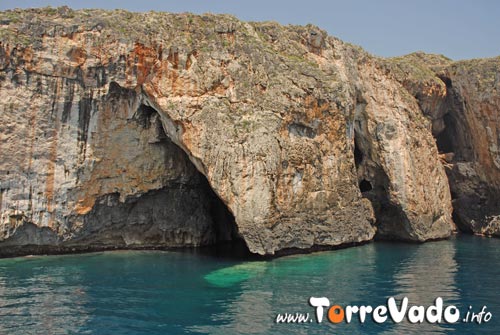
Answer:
[{"xmin": 0, "ymin": 234, "xmax": 498, "ymax": 334}]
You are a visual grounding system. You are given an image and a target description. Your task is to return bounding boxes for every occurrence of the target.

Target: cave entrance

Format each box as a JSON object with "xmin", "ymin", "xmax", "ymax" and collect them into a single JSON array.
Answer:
[
  {"xmin": 77, "ymin": 84, "xmax": 248, "ymax": 257},
  {"xmin": 353, "ymin": 126, "xmax": 407, "ymax": 239},
  {"xmin": 435, "ymin": 113, "xmax": 456, "ymax": 155},
  {"xmin": 132, "ymin": 102, "xmax": 247, "ymax": 256},
  {"xmin": 432, "ymin": 77, "xmax": 472, "ymax": 163}
]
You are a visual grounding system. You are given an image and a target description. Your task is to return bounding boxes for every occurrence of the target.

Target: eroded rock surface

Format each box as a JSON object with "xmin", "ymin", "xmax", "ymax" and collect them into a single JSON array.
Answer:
[
  {"xmin": 0, "ymin": 8, "xmax": 455, "ymax": 255},
  {"xmin": 385, "ymin": 53, "xmax": 500, "ymax": 237}
]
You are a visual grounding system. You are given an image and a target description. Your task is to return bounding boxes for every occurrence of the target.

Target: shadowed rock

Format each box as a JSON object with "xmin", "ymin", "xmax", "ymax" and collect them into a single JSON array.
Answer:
[{"xmin": 384, "ymin": 53, "xmax": 500, "ymax": 237}]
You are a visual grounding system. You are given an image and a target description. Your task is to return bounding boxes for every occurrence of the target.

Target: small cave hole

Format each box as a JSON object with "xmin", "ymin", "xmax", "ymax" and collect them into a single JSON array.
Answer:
[{"xmin": 359, "ymin": 179, "xmax": 373, "ymax": 193}]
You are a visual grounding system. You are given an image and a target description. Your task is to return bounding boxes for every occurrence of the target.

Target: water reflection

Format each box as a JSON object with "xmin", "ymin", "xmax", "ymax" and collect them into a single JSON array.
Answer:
[
  {"xmin": 377, "ymin": 240, "xmax": 459, "ymax": 334},
  {"xmin": 0, "ymin": 256, "xmax": 91, "ymax": 335}
]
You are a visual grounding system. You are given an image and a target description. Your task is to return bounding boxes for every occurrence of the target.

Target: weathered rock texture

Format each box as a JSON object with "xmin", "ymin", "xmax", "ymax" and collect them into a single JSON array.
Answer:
[
  {"xmin": 384, "ymin": 53, "xmax": 500, "ymax": 237},
  {"xmin": 0, "ymin": 7, "xmax": 457, "ymax": 256}
]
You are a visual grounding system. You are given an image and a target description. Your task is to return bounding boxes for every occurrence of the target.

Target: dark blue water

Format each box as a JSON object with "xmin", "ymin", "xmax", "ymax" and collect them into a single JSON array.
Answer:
[{"xmin": 0, "ymin": 235, "xmax": 498, "ymax": 334}]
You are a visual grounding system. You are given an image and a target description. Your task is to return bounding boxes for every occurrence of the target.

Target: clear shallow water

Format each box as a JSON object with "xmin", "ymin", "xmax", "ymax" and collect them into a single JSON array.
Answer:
[{"xmin": 0, "ymin": 235, "xmax": 498, "ymax": 334}]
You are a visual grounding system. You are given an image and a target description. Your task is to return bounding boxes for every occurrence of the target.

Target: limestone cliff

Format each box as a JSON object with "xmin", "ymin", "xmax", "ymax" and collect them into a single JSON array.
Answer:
[
  {"xmin": 0, "ymin": 7, "xmax": 456, "ymax": 256},
  {"xmin": 384, "ymin": 53, "xmax": 500, "ymax": 237}
]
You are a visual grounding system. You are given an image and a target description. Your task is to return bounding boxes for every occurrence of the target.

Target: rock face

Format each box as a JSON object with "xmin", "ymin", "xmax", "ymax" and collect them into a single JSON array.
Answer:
[
  {"xmin": 0, "ymin": 8, "xmax": 456, "ymax": 256},
  {"xmin": 384, "ymin": 53, "xmax": 500, "ymax": 237},
  {"xmin": 439, "ymin": 59, "xmax": 500, "ymax": 236}
]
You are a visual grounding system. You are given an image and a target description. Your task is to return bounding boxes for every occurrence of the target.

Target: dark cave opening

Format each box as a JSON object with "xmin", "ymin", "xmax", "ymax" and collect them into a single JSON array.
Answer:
[
  {"xmin": 359, "ymin": 179, "xmax": 373, "ymax": 193},
  {"xmin": 133, "ymin": 103, "xmax": 249, "ymax": 257},
  {"xmin": 435, "ymin": 113, "xmax": 456, "ymax": 155},
  {"xmin": 353, "ymin": 132, "xmax": 379, "ymax": 205},
  {"xmin": 353, "ymin": 132, "xmax": 377, "ymax": 199},
  {"xmin": 354, "ymin": 140, "xmax": 364, "ymax": 167},
  {"xmin": 135, "ymin": 104, "xmax": 157, "ymax": 129},
  {"xmin": 196, "ymin": 174, "xmax": 252, "ymax": 259},
  {"xmin": 198, "ymin": 173, "xmax": 241, "ymax": 243},
  {"xmin": 438, "ymin": 75, "xmax": 452, "ymax": 88}
]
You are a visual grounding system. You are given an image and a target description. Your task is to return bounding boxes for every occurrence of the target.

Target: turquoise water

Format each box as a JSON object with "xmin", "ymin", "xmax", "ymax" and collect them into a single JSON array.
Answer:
[{"xmin": 0, "ymin": 235, "xmax": 498, "ymax": 334}]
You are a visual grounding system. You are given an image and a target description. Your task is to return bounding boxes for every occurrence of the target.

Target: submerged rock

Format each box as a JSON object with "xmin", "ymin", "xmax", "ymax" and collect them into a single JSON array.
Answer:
[
  {"xmin": 204, "ymin": 261, "xmax": 268, "ymax": 287},
  {"xmin": 0, "ymin": 8, "xmax": 457, "ymax": 256}
]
